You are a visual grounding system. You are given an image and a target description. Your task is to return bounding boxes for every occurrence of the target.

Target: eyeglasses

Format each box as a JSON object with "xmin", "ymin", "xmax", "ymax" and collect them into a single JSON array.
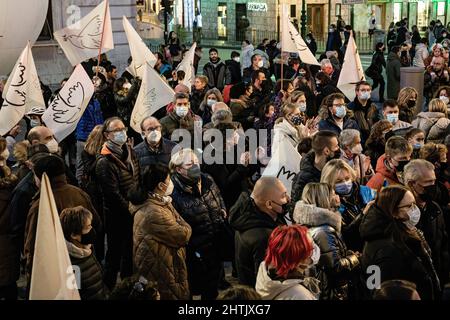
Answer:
[{"xmin": 107, "ymin": 127, "xmax": 128, "ymax": 133}]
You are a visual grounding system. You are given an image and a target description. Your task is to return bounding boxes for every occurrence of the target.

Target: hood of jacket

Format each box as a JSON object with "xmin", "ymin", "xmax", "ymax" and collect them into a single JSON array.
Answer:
[
  {"xmin": 242, "ymin": 44, "xmax": 255, "ymax": 54},
  {"xmin": 374, "ymin": 154, "xmax": 398, "ymax": 181},
  {"xmin": 255, "ymin": 262, "xmax": 320, "ymax": 300},
  {"xmin": 293, "ymin": 201, "xmax": 342, "ymax": 233},
  {"xmin": 229, "ymin": 192, "xmax": 280, "ymax": 233},
  {"xmin": 416, "ymin": 111, "xmax": 446, "ymax": 120},
  {"xmin": 359, "ymin": 204, "xmax": 394, "ymax": 242},
  {"xmin": 274, "ymin": 119, "xmax": 300, "ymax": 143}
]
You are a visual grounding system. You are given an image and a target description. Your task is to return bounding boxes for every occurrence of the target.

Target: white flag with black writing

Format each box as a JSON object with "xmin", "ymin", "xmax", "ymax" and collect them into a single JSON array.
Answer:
[
  {"xmin": 0, "ymin": 42, "xmax": 45, "ymax": 136},
  {"xmin": 42, "ymin": 64, "xmax": 95, "ymax": 142},
  {"xmin": 337, "ymin": 31, "xmax": 366, "ymax": 100},
  {"xmin": 176, "ymin": 42, "xmax": 197, "ymax": 90},
  {"xmin": 280, "ymin": 4, "xmax": 319, "ymax": 66},
  {"xmin": 122, "ymin": 16, "xmax": 157, "ymax": 78},
  {"xmin": 54, "ymin": 0, "xmax": 114, "ymax": 66},
  {"xmin": 130, "ymin": 63, "xmax": 175, "ymax": 133}
]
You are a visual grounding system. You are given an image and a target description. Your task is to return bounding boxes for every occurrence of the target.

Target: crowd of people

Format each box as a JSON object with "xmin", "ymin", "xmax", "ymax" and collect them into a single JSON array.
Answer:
[{"xmin": 0, "ymin": 27, "xmax": 450, "ymax": 301}]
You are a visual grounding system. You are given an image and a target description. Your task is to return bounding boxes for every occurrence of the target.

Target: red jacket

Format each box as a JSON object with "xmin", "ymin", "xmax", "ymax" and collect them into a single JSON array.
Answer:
[{"xmin": 366, "ymin": 154, "xmax": 401, "ymax": 192}]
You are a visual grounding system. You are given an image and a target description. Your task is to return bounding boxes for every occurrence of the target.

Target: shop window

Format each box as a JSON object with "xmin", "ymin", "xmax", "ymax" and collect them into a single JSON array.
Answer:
[
  {"xmin": 393, "ymin": 3, "xmax": 402, "ymax": 23},
  {"xmin": 291, "ymin": 5, "xmax": 296, "ymax": 18}
]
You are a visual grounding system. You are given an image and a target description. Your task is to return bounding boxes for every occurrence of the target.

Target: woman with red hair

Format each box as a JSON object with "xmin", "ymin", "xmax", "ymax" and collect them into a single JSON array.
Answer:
[{"xmin": 255, "ymin": 225, "xmax": 321, "ymax": 300}]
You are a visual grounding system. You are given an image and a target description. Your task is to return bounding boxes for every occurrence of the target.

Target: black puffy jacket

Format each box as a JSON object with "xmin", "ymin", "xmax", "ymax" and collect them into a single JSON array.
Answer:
[
  {"xmin": 133, "ymin": 138, "xmax": 177, "ymax": 172},
  {"xmin": 229, "ymin": 192, "xmax": 286, "ymax": 287},
  {"xmin": 360, "ymin": 205, "xmax": 440, "ymax": 300},
  {"xmin": 291, "ymin": 151, "xmax": 321, "ymax": 205}
]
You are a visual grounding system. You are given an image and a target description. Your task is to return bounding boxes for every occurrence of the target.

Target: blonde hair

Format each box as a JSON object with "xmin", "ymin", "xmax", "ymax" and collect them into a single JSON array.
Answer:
[
  {"xmin": 286, "ymin": 91, "xmax": 305, "ymax": 104},
  {"xmin": 169, "ymin": 148, "xmax": 197, "ymax": 172},
  {"xmin": 84, "ymin": 125, "xmax": 105, "ymax": 156},
  {"xmin": 280, "ymin": 102, "xmax": 299, "ymax": 118},
  {"xmin": 13, "ymin": 140, "xmax": 30, "ymax": 163},
  {"xmin": 428, "ymin": 98, "xmax": 448, "ymax": 115},
  {"xmin": 320, "ymin": 159, "xmax": 356, "ymax": 187},
  {"xmin": 397, "ymin": 87, "xmax": 418, "ymax": 109},
  {"xmin": 301, "ymin": 182, "xmax": 334, "ymax": 209}
]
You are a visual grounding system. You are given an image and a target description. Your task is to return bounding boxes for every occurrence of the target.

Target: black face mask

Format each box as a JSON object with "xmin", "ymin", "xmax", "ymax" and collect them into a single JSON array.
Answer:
[
  {"xmin": 419, "ymin": 184, "xmax": 437, "ymax": 203},
  {"xmin": 326, "ymin": 148, "xmax": 341, "ymax": 162},
  {"xmin": 272, "ymin": 200, "xmax": 290, "ymax": 215},
  {"xmin": 178, "ymin": 164, "xmax": 201, "ymax": 185},
  {"xmin": 80, "ymin": 228, "xmax": 96, "ymax": 245},
  {"xmin": 396, "ymin": 160, "xmax": 409, "ymax": 172},
  {"xmin": 407, "ymin": 100, "xmax": 416, "ymax": 109}
]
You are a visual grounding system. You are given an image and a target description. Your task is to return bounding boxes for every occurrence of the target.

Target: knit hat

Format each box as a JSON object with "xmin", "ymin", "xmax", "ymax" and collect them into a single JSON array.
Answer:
[{"xmin": 33, "ymin": 154, "xmax": 65, "ymax": 179}]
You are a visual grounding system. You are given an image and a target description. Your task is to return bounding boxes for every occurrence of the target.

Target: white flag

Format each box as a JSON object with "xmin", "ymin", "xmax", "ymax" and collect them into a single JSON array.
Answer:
[
  {"xmin": 0, "ymin": 43, "xmax": 45, "ymax": 136},
  {"xmin": 130, "ymin": 63, "xmax": 175, "ymax": 133},
  {"xmin": 54, "ymin": 0, "xmax": 114, "ymax": 66},
  {"xmin": 42, "ymin": 64, "xmax": 95, "ymax": 142},
  {"xmin": 29, "ymin": 173, "xmax": 81, "ymax": 300},
  {"xmin": 280, "ymin": 5, "xmax": 319, "ymax": 66},
  {"xmin": 176, "ymin": 42, "xmax": 197, "ymax": 90},
  {"xmin": 122, "ymin": 16, "xmax": 157, "ymax": 79},
  {"xmin": 262, "ymin": 138, "xmax": 301, "ymax": 195},
  {"xmin": 337, "ymin": 32, "xmax": 366, "ymax": 100}
]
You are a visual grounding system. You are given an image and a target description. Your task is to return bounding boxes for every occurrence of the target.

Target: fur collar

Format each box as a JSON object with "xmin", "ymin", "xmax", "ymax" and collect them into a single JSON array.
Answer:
[{"xmin": 293, "ymin": 201, "xmax": 342, "ymax": 232}]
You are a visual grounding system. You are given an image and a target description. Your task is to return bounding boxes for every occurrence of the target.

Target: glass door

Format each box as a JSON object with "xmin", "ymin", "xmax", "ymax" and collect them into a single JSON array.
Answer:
[{"xmin": 218, "ymin": 3, "xmax": 227, "ymax": 40}]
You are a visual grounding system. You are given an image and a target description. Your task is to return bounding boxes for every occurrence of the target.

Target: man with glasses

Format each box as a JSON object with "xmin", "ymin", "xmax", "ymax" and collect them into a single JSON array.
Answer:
[
  {"xmin": 403, "ymin": 159, "xmax": 449, "ymax": 286},
  {"xmin": 134, "ymin": 116, "xmax": 177, "ymax": 173},
  {"xmin": 318, "ymin": 93, "xmax": 359, "ymax": 136}
]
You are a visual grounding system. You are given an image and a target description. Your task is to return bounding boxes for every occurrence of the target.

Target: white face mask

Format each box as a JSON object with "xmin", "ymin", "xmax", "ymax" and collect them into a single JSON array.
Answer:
[
  {"xmin": 123, "ymin": 82, "xmax": 132, "ymax": 90},
  {"xmin": 439, "ymin": 95, "xmax": 449, "ymax": 104},
  {"xmin": 176, "ymin": 106, "xmax": 189, "ymax": 118},
  {"xmin": 30, "ymin": 119, "xmax": 41, "ymax": 128},
  {"xmin": 45, "ymin": 138, "xmax": 59, "ymax": 154},
  {"xmin": 298, "ymin": 102, "xmax": 307, "ymax": 113},
  {"xmin": 310, "ymin": 242, "xmax": 321, "ymax": 265},
  {"xmin": 207, "ymin": 99, "xmax": 216, "ymax": 107},
  {"xmin": 351, "ymin": 144, "xmax": 363, "ymax": 155},
  {"xmin": 147, "ymin": 130, "xmax": 162, "ymax": 144},
  {"xmin": 257, "ymin": 60, "xmax": 264, "ymax": 68},
  {"xmin": 359, "ymin": 91, "xmax": 371, "ymax": 100},
  {"xmin": 404, "ymin": 204, "xmax": 421, "ymax": 229},
  {"xmin": 163, "ymin": 179, "xmax": 174, "ymax": 196},
  {"xmin": 233, "ymin": 57, "xmax": 240, "ymax": 63}
]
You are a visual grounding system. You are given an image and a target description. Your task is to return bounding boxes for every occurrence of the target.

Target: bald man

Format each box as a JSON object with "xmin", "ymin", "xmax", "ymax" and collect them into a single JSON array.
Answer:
[
  {"xmin": 27, "ymin": 126, "xmax": 59, "ymax": 154},
  {"xmin": 229, "ymin": 177, "xmax": 289, "ymax": 287}
]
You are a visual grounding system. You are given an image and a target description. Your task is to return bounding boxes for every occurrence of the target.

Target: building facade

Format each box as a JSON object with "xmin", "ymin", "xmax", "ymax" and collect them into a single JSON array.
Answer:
[{"xmin": 34, "ymin": 0, "xmax": 136, "ymax": 86}]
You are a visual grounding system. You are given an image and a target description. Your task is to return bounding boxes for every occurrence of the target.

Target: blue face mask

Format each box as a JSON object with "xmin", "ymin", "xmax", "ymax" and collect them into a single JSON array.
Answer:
[
  {"xmin": 413, "ymin": 143, "xmax": 423, "ymax": 150},
  {"xmin": 335, "ymin": 106, "xmax": 346, "ymax": 118},
  {"xmin": 386, "ymin": 113, "xmax": 398, "ymax": 124},
  {"xmin": 112, "ymin": 130, "xmax": 127, "ymax": 145},
  {"xmin": 335, "ymin": 181, "xmax": 353, "ymax": 195}
]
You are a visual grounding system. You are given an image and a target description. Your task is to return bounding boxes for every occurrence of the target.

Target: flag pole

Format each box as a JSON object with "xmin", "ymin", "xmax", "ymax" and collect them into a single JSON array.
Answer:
[
  {"xmin": 96, "ymin": 0, "xmax": 109, "ymax": 77},
  {"xmin": 280, "ymin": 5, "xmax": 284, "ymax": 95}
]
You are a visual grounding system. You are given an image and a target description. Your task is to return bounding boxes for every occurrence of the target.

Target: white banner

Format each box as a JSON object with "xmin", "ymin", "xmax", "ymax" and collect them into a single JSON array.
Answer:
[
  {"xmin": 42, "ymin": 64, "xmax": 95, "ymax": 142},
  {"xmin": 176, "ymin": 42, "xmax": 197, "ymax": 91},
  {"xmin": 30, "ymin": 173, "xmax": 81, "ymax": 300},
  {"xmin": 337, "ymin": 32, "xmax": 366, "ymax": 101},
  {"xmin": 122, "ymin": 16, "xmax": 157, "ymax": 79},
  {"xmin": 0, "ymin": 42, "xmax": 45, "ymax": 136},
  {"xmin": 281, "ymin": 4, "xmax": 319, "ymax": 66},
  {"xmin": 54, "ymin": 0, "xmax": 114, "ymax": 66},
  {"xmin": 130, "ymin": 63, "xmax": 175, "ymax": 133}
]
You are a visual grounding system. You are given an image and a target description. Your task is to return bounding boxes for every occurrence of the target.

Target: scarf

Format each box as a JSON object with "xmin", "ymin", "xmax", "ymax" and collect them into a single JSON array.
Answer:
[{"xmin": 105, "ymin": 140, "xmax": 124, "ymax": 158}]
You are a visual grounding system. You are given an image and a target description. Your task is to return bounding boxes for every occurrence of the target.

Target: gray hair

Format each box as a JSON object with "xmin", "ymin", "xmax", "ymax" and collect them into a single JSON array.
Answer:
[
  {"xmin": 211, "ymin": 109, "xmax": 232, "ymax": 125},
  {"xmin": 403, "ymin": 159, "xmax": 435, "ymax": 185},
  {"xmin": 339, "ymin": 129, "xmax": 360, "ymax": 148},
  {"xmin": 320, "ymin": 59, "xmax": 332, "ymax": 67}
]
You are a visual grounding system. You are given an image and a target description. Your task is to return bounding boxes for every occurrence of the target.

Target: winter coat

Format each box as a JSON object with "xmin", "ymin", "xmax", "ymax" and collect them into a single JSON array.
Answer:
[
  {"xmin": 229, "ymin": 99, "xmax": 255, "ymax": 131},
  {"xmin": 424, "ymin": 69, "xmax": 450, "ymax": 101},
  {"xmin": 365, "ymin": 139, "xmax": 386, "ymax": 170},
  {"xmin": 318, "ymin": 115, "xmax": 360, "ymax": 137},
  {"xmin": 130, "ymin": 195, "xmax": 192, "ymax": 300},
  {"xmin": 0, "ymin": 177, "xmax": 19, "ymax": 287},
  {"xmin": 347, "ymin": 98, "xmax": 381, "ymax": 142},
  {"xmin": 114, "ymin": 78, "xmax": 141, "ymax": 126},
  {"xmin": 272, "ymin": 119, "xmax": 306, "ymax": 155},
  {"xmin": 367, "ymin": 50, "xmax": 386, "ymax": 80},
  {"xmin": 253, "ymin": 48, "xmax": 270, "ymax": 69},
  {"xmin": 241, "ymin": 44, "xmax": 254, "ymax": 72},
  {"xmin": 190, "ymin": 87, "xmax": 208, "ymax": 115},
  {"xmin": 243, "ymin": 67, "xmax": 271, "ymax": 84},
  {"xmin": 160, "ymin": 111, "xmax": 199, "ymax": 140},
  {"xmin": 315, "ymin": 84, "xmax": 341, "ymax": 107},
  {"xmin": 326, "ymin": 31, "xmax": 342, "ymax": 52},
  {"xmin": 386, "ymin": 52, "xmax": 401, "ymax": 99},
  {"xmin": 413, "ymin": 43, "xmax": 429, "ymax": 68},
  {"xmin": 203, "ymin": 59, "xmax": 231, "ymax": 92},
  {"xmin": 255, "ymin": 262, "xmax": 320, "ymax": 300},
  {"xmin": 95, "ymin": 144, "xmax": 140, "ymax": 234},
  {"xmin": 225, "ymin": 59, "xmax": 242, "ymax": 84},
  {"xmin": 24, "ymin": 175, "xmax": 101, "ymax": 279},
  {"xmin": 66, "ymin": 241, "xmax": 107, "ymax": 300},
  {"xmin": 134, "ymin": 138, "xmax": 177, "ymax": 172},
  {"xmin": 76, "ymin": 98, "xmax": 104, "ymax": 142},
  {"xmin": 340, "ymin": 152, "xmax": 374, "ymax": 186},
  {"xmin": 366, "ymin": 154, "xmax": 401, "ymax": 192},
  {"xmin": 293, "ymin": 202, "xmax": 360, "ymax": 300},
  {"xmin": 291, "ymin": 151, "xmax": 322, "ymax": 204},
  {"xmin": 229, "ymin": 191, "xmax": 286, "ymax": 287},
  {"xmin": 360, "ymin": 205, "xmax": 440, "ymax": 300},
  {"xmin": 412, "ymin": 111, "xmax": 450, "ymax": 143}
]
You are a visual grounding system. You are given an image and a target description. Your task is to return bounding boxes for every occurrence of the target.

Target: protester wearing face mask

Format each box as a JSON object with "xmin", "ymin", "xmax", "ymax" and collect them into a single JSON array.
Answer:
[
  {"xmin": 434, "ymin": 86, "xmax": 450, "ymax": 114},
  {"xmin": 321, "ymin": 160, "xmax": 375, "ymax": 252},
  {"xmin": 95, "ymin": 117, "xmax": 140, "ymax": 290},
  {"xmin": 225, "ymin": 51, "xmax": 242, "ymax": 85},
  {"xmin": 404, "ymin": 128, "xmax": 425, "ymax": 160},
  {"xmin": 365, "ymin": 120, "xmax": 394, "ymax": 169},
  {"xmin": 314, "ymin": 71, "xmax": 340, "ymax": 107},
  {"xmin": 243, "ymin": 53, "xmax": 270, "ymax": 83},
  {"xmin": 240, "ymin": 40, "xmax": 254, "ymax": 73},
  {"xmin": 326, "ymin": 24, "xmax": 342, "ymax": 57},
  {"xmin": 367, "ymin": 136, "xmax": 413, "ymax": 192},
  {"xmin": 113, "ymin": 77, "xmax": 141, "ymax": 129},
  {"xmin": 25, "ymin": 107, "xmax": 45, "ymax": 129},
  {"xmin": 60, "ymin": 206, "xmax": 107, "ymax": 300},
  {"xmin": 412, "ymin": 98, "xmax": 450, "ymax": 144},
  {"xmin": 128, "ymin": 164, "xmax": 192, "ymax": 300},
  {"xmin": 169, "ymin": 148, "xmax": 226, "ymax": 299},
  {"xmin": 397, "ymin": 87, "xmax": 419, "ymax": 123},
  {"xmin": 360, "ymin": 185, "xmax": 441, "ymax": 300},
  {"xmin": 160, "ymin": 92, "xmax": 200, "ymax": 140},
  {"xmin": 199, "ymin": 88, "xmax": 224, "ymax": 125},
  {"xmin": 202, "ymin": 48, "xmax": 231, "ymax": 92},
  {"xmin": 419, "ymin": 143, "xmax": 450, "ymax": 201},
  {"xmin": 403, "ymin": 159, "xmax": 450, "ymax": 285},
  {"xmin": 190, "ymin": 75, "xmax": 209, "ymax": 115},
  {"xmin": 319, "ymin": 93, "xmax": 359, "ymax": 136},
  {"xmin": 424, "ymin": 56, "xmax": 450, "ymax": 103},
  {"xmin": 255, "ymin": 225, "xmax": 321, "ymax": 300},
  {"xmin": 339, "ymin": 129, "xmax": 374, "ymax": 184},
  {"xmin": 134, "ymin": 117, "xmax": 177, "ymax": 172},
  {"xmin": 382, "ymin": 99, "xmax": 412, "ymax": 136},
  {"xmin": 291, "ymin": 130, "xmax": 340, "ymax": 207},
  {"xmin": 294, "ymin": 182, "xmax": 360, "ymax": 300},
  {"xmin": 230, "ymin": 177, "xmax": 288, "ymax": 287},
  {"xmin": 347, "ymin": 81, "xmax": 380, "ymax": 142}
]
